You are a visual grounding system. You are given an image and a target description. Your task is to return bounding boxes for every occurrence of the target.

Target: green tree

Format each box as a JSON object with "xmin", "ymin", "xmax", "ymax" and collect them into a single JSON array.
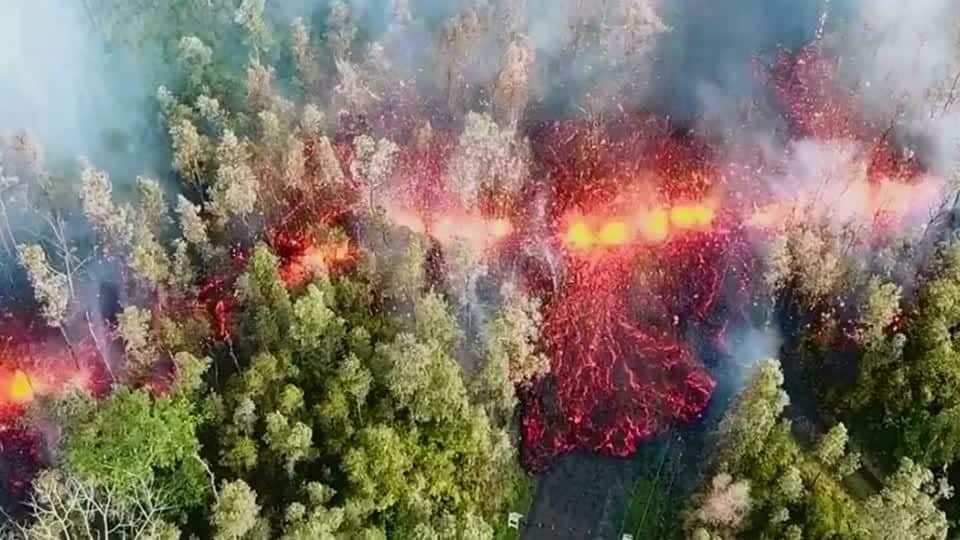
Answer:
[
  {"xmin": 237, "ymin": 243, "xmax": 293, "ymax": 349},
  {"xmin": 209, "ymin": 130, "xmax": 259, "ymax": 227},
  {"xmin": 79, "ymin": 161, "xmax": 133, "ymax": 255},
  {"xmin": 59, "ymin": 387, "xmax": 208, "ymax": 511},
  {"xmin": 290, "ymin": 282, "xmax": 345, "ymax": 364},
  {"xmin": 380, "ymin": 332, "xmax": 469, "ymax": 423},
  {"xmin": 845, "ymin": 240, "xmax": 960, "ymax": 466},
  {"xmin": 474, "ymin": 284, "xmax": 548, "ymax": 422},
  {"xmin": 17, "ymin": 244, "xmax": 69, "ymax": 328},
  {"xmin": 863, "ymin": 458, "xmax": 951, "ymax": 540},
  {"xmin": 855, "ymin": 277, "xmax": 902, "ymax": 347},
  {"xmin": 412, "ymin": 291, "xmax": 463, "ymax": 352},
  {"xmin": 815, "ymin": 423, "xmax": 861, "ymax": 478},
  {"xmin": 263, "ymin": 411, "xmax": 314, "ymax": 475},
  {"xmin": 176, "ymin": 194, "xmax": 212, "ymax": 251},
  {"xmin": 137, "ymin": 175, "xmax": 170, "ymax": 235},
  {"xmin": 129, "ymin": 225, "xmax": 172, "ymax": 292},
  {"xmin": 117, "ymin": 305, "xmax": 158, "ymax": 376},
  {"xmin": 212, "ymin": 479, "xmax": 262, "ymax": 540},
  {"xmin": 717, "ymin": 359, "xmax": 790, "ymax": 470}
]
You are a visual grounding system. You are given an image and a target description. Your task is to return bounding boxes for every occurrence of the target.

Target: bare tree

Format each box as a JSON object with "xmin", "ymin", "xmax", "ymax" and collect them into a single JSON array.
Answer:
[
  {"xmin": 492, "ymin": 34, "xmax": 534, "ymax": 130},
  {"xmin": 4, "ymin": 470, "xmax": 180, "ymax": 540}
]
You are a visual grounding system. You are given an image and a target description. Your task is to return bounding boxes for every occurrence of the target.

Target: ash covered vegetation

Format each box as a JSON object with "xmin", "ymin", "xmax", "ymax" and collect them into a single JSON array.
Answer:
[{"xmin": 0, "ymin": 1, "xmax": 960, "ymax": 539}]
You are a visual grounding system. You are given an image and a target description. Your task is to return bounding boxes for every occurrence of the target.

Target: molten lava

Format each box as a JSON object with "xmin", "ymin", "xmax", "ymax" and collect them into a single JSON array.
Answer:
[
  {"xmin": 522, "ymin": 248, "xmax": 719, "ymax": 469},
  {"xmin": 521, "ymin": 195, "xmax": 745, "ymax": 469},
  {"xmin": 562, "ymin": 203, "xmax": 716, "ymax": 253},
  {"xmin": 0, "ymin": 315, "xmax": 107, "ymax": 504},
  {"xmin": 6, "ymin": 370, "xmax": 33, "ymax": 404}
]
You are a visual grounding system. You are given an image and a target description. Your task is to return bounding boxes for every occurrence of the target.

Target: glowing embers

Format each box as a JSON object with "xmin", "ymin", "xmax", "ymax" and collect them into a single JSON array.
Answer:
[{"xmin": 562, "ymin": 203, "xmax": 715, "ymax": 252}]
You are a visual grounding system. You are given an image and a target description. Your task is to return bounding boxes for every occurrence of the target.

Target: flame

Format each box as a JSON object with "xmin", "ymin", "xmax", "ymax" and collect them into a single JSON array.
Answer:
[
  {"xmin": 597, "ymin": 221, "xmax": 629, "ymax": 245},
  {"xmin": 566, "ymin": 221, "xmax": 595, "ymax": 249},
  {"xmin": 280, "ymin": 239, "xmax": 355, "ymax": 288},
  {"xmin": 7, "ymin": 370, "xmax": 33, "ymax": 404},
  {"xmin": 563, "ymin": 203, "xmax": 716, "ymax": 251},
  {"xmin": 303, "ymin": 240, "xmax": 352, "ymax": 269},
  {"xmin": 0, "ymin": 363, "xmax": 93, "ymax": 409},
  {"xmin": 490, "ymin": 218, "xmax": 512, "ymax": 239},
  {"xmin": 669, "ymin": 205, "xmax": 715, "ymax": 229},
  {"xmin": 642, "ymin": 209, "xmax": 670, "ymax": 242}
]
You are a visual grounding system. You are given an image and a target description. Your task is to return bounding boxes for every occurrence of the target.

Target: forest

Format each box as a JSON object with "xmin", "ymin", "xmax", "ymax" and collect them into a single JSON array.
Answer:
[{"xmin": 1, "ymin": 0, "xmax": 960, "ymax": 538}]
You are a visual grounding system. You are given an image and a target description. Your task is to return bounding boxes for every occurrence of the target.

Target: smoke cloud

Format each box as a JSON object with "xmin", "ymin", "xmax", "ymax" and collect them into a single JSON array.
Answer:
[
  {"xmin": 832, "ymin": 0, "xmax": 960, "ymax": 175},
  {"xmin": 0, "ymin": 0, "xmax": 161, "ymax": 178}
]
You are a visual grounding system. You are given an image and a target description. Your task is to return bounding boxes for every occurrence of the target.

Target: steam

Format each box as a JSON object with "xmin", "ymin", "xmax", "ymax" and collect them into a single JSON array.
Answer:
[
  {"xmin": 720, "ymin": 326, "xmax": 782, "ymax": 386},
  {"xmin": 760, "ymin": 140, "xmax": 946, "ymax": 233},
  {"xmin": 831, "ymin": 0, "xmax": 960, "ymax": 173},
  {"xmin": 0, "ymin": 0, "xmax": 158, "ymax": 177}
]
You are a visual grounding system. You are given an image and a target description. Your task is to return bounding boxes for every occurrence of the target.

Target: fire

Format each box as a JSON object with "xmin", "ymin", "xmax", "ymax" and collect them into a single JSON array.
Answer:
[
  {"xmin": 563, "ymin": 203, "xmax": 716, "ymax": 251},
  {"xmin": 303, "ymin": 240, "xmax": 352, "ymax": 268},
  {"xmin": 280, "ymin": 239, "xmax": 355, "ymax": 288},
  {"xmin": 0, "ymin": 363, "xmax": 94, "ymax": 410},
  {"xmin": 597, "ymin": 221, "xmax": 629, "ymax": 245},
  {"xmin": 490, "ymin": 218, "xmax": 512, "ymax": 239},
  {"xmin": 566, "ymin": 221, "xmax": 595, "ymax": 249},
  {"xmin": 7, "ymin": 370, "xmax": 33, "ymax": 404},
  {"xmin": 670, "ymin": 205, "xmax": 715, "ymax": 229},
  {"xmin": 643, "ymin": 209, "xmax": 670, "ymax": 242}
]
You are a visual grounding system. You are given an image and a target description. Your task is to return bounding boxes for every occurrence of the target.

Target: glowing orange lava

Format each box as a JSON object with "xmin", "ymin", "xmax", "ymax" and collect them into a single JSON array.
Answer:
[
  {"xmin": 642, "ymin": 209, "xmax": 670, "ymax": 242},
  {"xmin": 490, "ymin": 218, "xmax": 513, "ymax": 239},
  {"xmin": 597, "ymin": 221, "xmax": 629, "ymax": 245},
  {"xmin": 280, "ymin": 239, "xmax": 355, "ymax": 288},
  {"xmin": 0, "ymin": 362, "xmax": 93, "ymax": 410},
  {"xmin": 7, "ymin": 370, "xmax": 33, "ymax": 404},
  {"xmin": 563, "ymin": 203, "xmax": 716, "ymax": 251},
  {"xmin": 670, "ymin": 205, "xmax": 715, "ymax": 229},
  {"xmin": 304, "ymin": 240, "xmax": 352, "ymax": 268},
  {"xmin": 566, "ymin": 221, "xmax": 595, "ymax": 249}
]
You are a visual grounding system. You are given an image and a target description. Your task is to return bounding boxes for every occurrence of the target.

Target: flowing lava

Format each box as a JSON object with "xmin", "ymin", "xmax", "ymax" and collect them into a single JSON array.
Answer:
[
  {"xmin": 562, "ymin": 203, "xmax": 716, "ymax": 251},
  {"xmin": 511, "ymin": 44, "xmax": 949, "ymax": 471},
  {"xmin": 518, "ymin": 188, "xmax": 755, "ymax": 470},
  {"xmin": 0, "ymin": 314, "xmax": 102, "ymax": 503}
]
